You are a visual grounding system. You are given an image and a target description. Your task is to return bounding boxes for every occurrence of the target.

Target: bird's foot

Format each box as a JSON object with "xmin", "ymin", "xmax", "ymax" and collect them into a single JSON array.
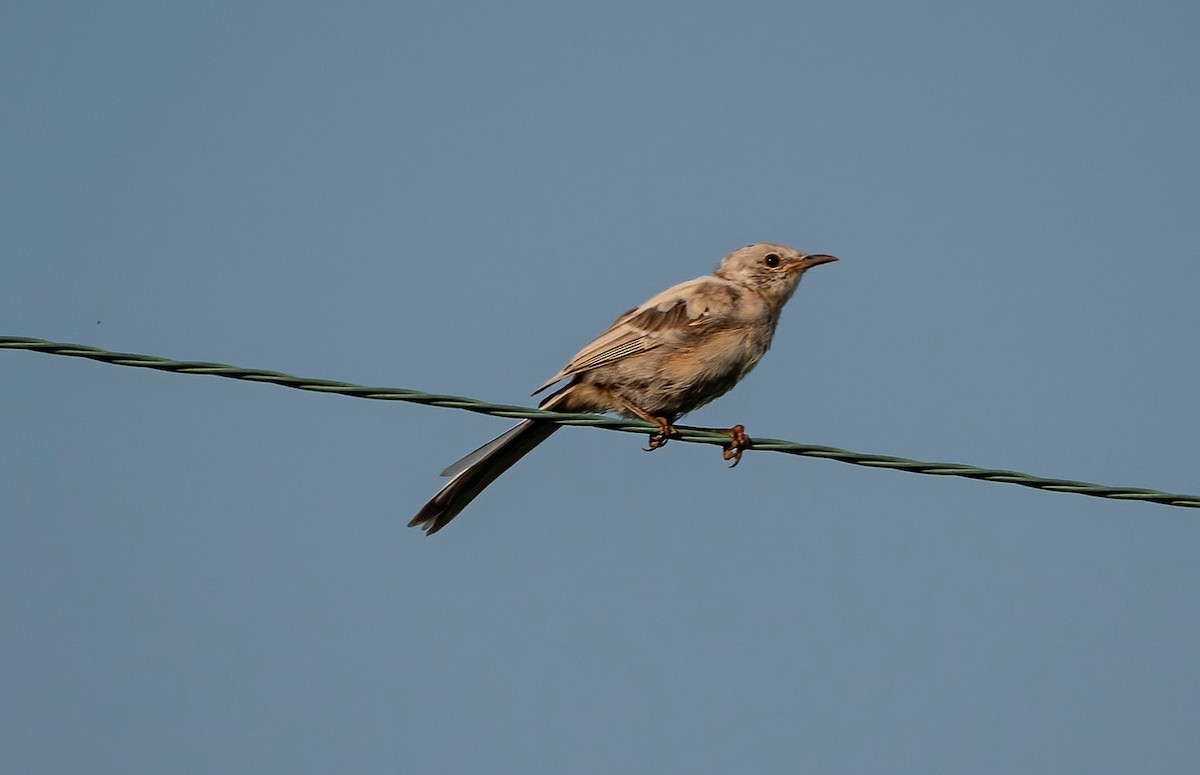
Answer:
[
  {"xmin": 721, "ymin": 424, "xmax": 752, "ymax": 468},
  {"xmin": 643, "ymin": 421, "xmax": 678, "ymax": 452}
]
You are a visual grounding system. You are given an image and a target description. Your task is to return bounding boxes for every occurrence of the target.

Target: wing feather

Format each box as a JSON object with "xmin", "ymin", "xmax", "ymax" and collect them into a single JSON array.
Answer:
[{"xmin": 532, "ymin": 276, "xmax": 732, "ymax": 395}]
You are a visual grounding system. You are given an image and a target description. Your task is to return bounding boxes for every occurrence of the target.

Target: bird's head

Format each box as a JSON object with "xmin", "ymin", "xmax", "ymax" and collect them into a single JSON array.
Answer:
[{"xmin": 714, "ymin": 243, "xmax": 837, "ymax": 307}]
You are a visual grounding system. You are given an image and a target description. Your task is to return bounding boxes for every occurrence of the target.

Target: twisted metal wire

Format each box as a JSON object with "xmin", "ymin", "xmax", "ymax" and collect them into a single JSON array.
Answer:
[{"xmin": 4, "ymin": 336, "xmax": 1197, "ymax": 510}]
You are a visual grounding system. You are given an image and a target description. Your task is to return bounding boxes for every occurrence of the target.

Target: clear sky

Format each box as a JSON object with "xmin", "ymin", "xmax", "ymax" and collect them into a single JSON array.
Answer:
[{"xmin": 3, "ymin": 2, "xmax": 1199, "ymax": 773}]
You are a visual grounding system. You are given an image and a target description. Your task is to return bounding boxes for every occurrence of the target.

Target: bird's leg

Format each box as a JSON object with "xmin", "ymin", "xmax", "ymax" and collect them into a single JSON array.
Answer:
[
  {"xmin": 722, "ymin": 424, "xmax": 751, "ymax": 467},
  {"xmin": 643, "ymin": 417, "xmax": 677, "ymax": 453},
  {"xmin": 690, "ymin": 423, "xmax": 753, "ymax": 467},
  {"xmin": 603, "ymin": 392, "xmax": 677, "ymax": 452}
]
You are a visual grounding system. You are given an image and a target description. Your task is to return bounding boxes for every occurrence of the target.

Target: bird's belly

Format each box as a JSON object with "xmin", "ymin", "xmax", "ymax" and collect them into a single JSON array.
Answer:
[{"xmin": 589, "ymin": 329, "xmax": 768, "ymax": 418}]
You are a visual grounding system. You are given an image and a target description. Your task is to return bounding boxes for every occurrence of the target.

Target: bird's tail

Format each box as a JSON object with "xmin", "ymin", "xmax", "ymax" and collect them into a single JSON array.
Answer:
[{"xmin": 408, "ymin": 393, "xmax": 567, "ymax": 535}]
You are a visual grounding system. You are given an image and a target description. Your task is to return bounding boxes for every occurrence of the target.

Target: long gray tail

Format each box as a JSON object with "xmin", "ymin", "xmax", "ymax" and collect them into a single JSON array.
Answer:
[{"xmin": 408, "ymin": 418, "xmax": 561, "ymax": 535}]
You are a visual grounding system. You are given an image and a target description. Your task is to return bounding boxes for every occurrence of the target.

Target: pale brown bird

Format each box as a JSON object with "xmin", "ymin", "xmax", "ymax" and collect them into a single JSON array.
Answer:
[{"xmin": 409, "ymin": 243, "xmax": 837, "ymax": 534}]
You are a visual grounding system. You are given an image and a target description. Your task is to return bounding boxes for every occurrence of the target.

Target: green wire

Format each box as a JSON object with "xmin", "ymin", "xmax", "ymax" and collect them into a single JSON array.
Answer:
[{"xmin": 4, "ymin": 335, "xmax": 1197, "ymax": 510}]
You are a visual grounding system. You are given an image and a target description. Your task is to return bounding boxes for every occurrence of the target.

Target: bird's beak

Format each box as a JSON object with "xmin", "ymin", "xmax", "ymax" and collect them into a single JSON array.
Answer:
[{"xmin": 790, "ymin": 253, "xmax": 838, "ymax": 271}]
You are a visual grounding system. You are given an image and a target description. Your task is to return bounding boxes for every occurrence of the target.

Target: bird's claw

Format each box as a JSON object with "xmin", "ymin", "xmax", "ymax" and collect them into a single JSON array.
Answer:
[
  {"xmin": 722, "ymin": 424, "xmax": 751, "ymax": 468},
  {"xmin": 643, "ymin": 423, "xmax": 677, "ymax": 452}
]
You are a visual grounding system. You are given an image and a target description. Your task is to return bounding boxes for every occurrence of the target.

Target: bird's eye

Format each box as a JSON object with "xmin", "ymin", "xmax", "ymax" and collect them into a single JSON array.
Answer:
[{"xmin": 764, "ymin": 253, "xmax": 781, "ymax": 268}]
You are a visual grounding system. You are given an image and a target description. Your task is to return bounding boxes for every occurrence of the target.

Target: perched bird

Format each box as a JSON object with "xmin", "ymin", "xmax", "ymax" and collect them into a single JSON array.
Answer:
[{"xmin": 409, "ymin": 243, "xmax": 837, "ymax": 534}]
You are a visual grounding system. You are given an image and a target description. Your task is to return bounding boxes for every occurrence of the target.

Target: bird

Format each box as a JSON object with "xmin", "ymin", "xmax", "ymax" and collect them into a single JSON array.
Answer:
[{"xmin": 409, "ymin": 242, "xmax": 837, "ymax": 534}]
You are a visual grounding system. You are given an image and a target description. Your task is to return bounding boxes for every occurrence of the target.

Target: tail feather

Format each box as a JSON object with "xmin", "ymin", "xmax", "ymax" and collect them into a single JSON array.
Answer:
[{"xmin": 408, "ymin": 419, "xmax": 560, "ymax": 535}]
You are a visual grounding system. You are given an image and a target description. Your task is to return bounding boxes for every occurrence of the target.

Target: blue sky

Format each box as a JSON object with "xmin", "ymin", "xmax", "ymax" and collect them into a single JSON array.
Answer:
[{"xmin": 3, "ymin": 2, "xmax": 1199, "ymax": 772}]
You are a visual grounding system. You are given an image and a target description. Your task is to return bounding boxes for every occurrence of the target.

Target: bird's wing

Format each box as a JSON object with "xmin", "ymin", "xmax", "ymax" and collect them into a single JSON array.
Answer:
[{"xmin": 532, "ymin": 276, "xmax": 734, "ymax": 395}]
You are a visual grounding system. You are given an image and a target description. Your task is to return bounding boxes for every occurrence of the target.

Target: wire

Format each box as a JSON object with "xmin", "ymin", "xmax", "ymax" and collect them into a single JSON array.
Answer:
[{"xmin": 4, "ymin": 335, "xmax": 1197, "ymax": 510}]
